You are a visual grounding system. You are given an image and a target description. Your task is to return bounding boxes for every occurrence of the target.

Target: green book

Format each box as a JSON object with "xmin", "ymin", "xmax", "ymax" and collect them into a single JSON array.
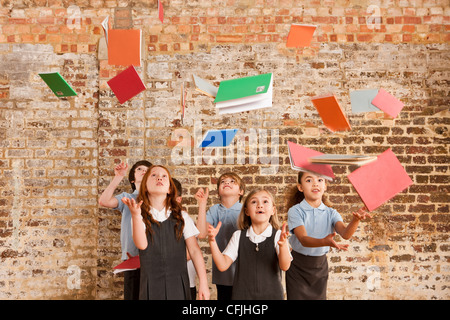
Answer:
[
  {"xmin": 39, "ymin": 72, "xmax": 77, "ymax": 97},
  {"xmin": 214, "ymin": 73, "xmax": 273, "ymax": 114}
]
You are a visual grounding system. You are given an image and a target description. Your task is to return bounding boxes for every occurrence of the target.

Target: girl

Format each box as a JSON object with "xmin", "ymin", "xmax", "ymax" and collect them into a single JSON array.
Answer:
[
  {"xmin": 208, "ymin": 188, "xmax": 291, "ymax": 300},
  {"xmin": 98, "ymin": 160, "xmax": 151, "ymax": 300},
  {"xmin": 286, "ymin": 171, "xmax": 371, "ymax": 300},
  {"xmin": 122, "ymin": 165, "xmax": 210, "ymax": 300}
]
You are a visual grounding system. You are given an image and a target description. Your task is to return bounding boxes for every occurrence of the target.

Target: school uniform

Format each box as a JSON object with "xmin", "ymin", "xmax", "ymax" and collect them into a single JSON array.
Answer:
[
  {"xmin": 137, "ymin": 207, "xmax": 199, "ymax": 300},
  {"xmin": 286, "ymin": 199, "xmax": 343, "ymax": 300},
  {"xmin": 114, "ymin": 190, "xmax": 140, "ymax": 300},
  {"xmin": 206, "ymin": 202, "xmax": 242, "ymax": 299},
  {"xmin": 222, "ymin": 225, "xmax": 291, "ymax": 300}
]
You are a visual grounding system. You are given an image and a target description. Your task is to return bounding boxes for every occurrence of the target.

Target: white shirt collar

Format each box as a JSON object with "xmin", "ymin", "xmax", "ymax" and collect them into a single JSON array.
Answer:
[
  {"xmin": 150, "ymin": 207, "xmax": 171, "ymax": 222},
  {"xmin": 245, "ymin": 224, "xmax": 273, "ymax": 244}
]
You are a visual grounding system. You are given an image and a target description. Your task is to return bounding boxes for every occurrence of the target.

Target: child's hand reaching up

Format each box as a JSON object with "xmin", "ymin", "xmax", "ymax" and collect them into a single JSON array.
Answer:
[
  {"xmin": 277, "ymin": 222, "xmax": 289, "ymax": 248},
  {"xmin": 195, "ymin": 187, "xmax": 209, "ymax": 206},
  {"xmin": 121, "ymin": 197, "xmax": 143, "ymax": 218},
  {"xmin": 352, "ymin": 207, "xmax": 372, "ymax": 221},
  {"xmin": 207, "ymin": 221, "xmax": 222, "ymax": 242}
]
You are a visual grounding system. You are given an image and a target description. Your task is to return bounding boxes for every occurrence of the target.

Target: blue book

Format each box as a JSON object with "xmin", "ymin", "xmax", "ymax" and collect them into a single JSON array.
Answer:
[
  {"xmin": 350, "ymin": 89, "xmax": 380, "ymax": 113},
  {"xmin": 199, "ymin": 129, "xmax": 239, "ymax": 148}
]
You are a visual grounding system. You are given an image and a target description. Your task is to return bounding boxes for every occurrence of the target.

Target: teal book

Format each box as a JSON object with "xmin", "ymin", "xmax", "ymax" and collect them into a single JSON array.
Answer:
[
  {"xmin": 39, "ymin": 72, "xmax": 77, "ymax": 97},
  {"xmin": 214, "ymin": 73, "xmax": 273, "ymax": 114}
]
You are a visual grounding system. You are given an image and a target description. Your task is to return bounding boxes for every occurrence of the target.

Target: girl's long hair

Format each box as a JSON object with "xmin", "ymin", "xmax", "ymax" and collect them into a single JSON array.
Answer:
[
  {"xmin": 137, "ymin": 165, "xmax": 184, "ymax": 242},
  {"xmin": 237, "ymin": 188, "xmax": 281, "ymax": 230}
]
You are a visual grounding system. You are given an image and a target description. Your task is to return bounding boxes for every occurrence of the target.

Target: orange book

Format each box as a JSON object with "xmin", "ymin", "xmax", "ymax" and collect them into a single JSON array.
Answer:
[
  {"xmin": 286, "ymin": 24, "xmax": 317, "ymax": 47},
  {"xmin": 108, "ymin": 29, "xmax": 141, "ymax": 67},
  {"xmin": 311, "ymin": 94, "xmax": 351, "ymax": 132}
]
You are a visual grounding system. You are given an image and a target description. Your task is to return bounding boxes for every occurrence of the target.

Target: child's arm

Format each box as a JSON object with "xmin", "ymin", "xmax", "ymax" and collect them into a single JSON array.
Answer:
[
  {"xmin": 121, "ymin": 198, "xmax": 148, "ymax": 250},
  {"xmin": 98, "ymin": 162, "xmax": 128, "ymax": 208},
  {"xmin": 277, "ymin": 223, "xmax": 291, "ymax": 271},
  {"xmin": 335, "ymin": 207, "xmax": 372, "ymax": 240},
  {"xmin": 185, "ymin": 236, "xmax": 210, "ymax": 300},
  {"xmin": 293, "ymin": 225, "xmax": 349, "ymax": 251},
  {"xmin": 208, "ymin": 222, "xmax": 234, "ymax": 272},
  {"xmin": 194, "ymin": 187, "xmax": 209, "ymax": 239}
]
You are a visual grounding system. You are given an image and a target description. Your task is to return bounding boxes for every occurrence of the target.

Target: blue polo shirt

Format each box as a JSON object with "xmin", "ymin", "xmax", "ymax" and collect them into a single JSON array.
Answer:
[
  {"xmin": 288, "ymin": 199, "xmax": 343, "ymax": 257},
  {"xmin": 114, "ymin": 190, "xmax": 139, "ymax": 260},
  {"xmin": 206, "ymin": 201, "xmax": 242, "ymax": 286}
]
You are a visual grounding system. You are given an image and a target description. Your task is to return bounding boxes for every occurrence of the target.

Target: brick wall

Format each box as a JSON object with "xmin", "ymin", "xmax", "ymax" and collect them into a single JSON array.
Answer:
[{"xmin": 0, "ymin": 0, "xmax": 448, "ymax": 300}]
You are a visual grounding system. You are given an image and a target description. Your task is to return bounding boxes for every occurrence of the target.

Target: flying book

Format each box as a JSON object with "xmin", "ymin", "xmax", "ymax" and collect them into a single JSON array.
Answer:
[
  {"xmin": 113, "ymin": 254, "xmax": 140, "ymax": 274},
  {"xmin": 214, "ymin": 73, "xmax": 273, "ymax": 114},
  {"xmin": 107, "ymin": 29, "xmax": 142, "ymax": 67},
  {"xmin": 287, "ymin": 141, "xmax": 335, "ymax": 181},
  {"xmin": 286, "ymin": 24, "xmax": 317, "ymax": 47},
  {"xmin": 371, "ymin": 88, "xmax": 404, "ymax": 119},
  {"xmin": 311, "ymin": 94, "xmax": 351, "ymax": 132},
  {"xmin": 38, "ymin": 72, "xmax": 77, "ymax": 97},
  {"xmin": 199, "ymin": 129, "xmax": 239, "ymax": 148},
  {"xmin": 309, "ymin": 154, "xmax": 378, "ymax": 166},
  {"xmin": 347, "ymin": 148, "xmax": 413, "ymax": 212},
  {"xmin": 350, "ymin": 89, "xmax": 380, "ymax": 114},
  {"xmin": 101, "ymin": 16, "xmax": 110, "ymax": 46},
  {"xmin": 107, "ymin": 65, "xmax": 146, "ymax": 104},
  {"xmin": 193, "ymin": 74, "xmax": 218, "ymax": 98},
  {"xmin": 158, "ymin": 0, "xmax": 164, "ymax": 23}
]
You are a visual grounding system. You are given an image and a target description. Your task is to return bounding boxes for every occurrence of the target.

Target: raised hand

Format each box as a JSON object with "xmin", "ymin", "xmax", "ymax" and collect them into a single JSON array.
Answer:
[
  {"xmin": 195, "ymin": 187, "xmax": 209, "ymax": 205},
  {"xmin": 352, "ymin": 206, "xmax": 372, "ymax": 221},
  {"xmin": 277, "ymin": 222, "xmax": 289, "ymax": 248},
  {"xmin": 121, "ymin": 197, "xmax": 143, "ymax": 218},
  {"xmin": 207, "ymin": 221, "xmax": 222, "ymax": 242},
  {"xmin": 114, "ymin": 161, "xmax": 128, "ymax": 178}
]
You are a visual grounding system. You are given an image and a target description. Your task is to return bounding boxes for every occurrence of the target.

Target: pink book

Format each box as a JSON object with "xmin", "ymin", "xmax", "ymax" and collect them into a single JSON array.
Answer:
[
  {"xmin": 348, "ymin": 148, "xmax": 413, "ymax": 211},
  {"xmin": 287, "ymin": 141, "xmax": 335, "ymax": 181},
  {"xmin": 371, "ymin": 88, "xmax": 404, "ymax": 118}
]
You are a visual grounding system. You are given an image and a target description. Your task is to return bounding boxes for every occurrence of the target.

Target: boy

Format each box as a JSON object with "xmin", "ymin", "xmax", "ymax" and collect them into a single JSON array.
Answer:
[
  {"xmin": 98, "ymin": 160, "xmax": 152, "ymax": 300},
  {"xmin": 195, "ymin": 172, "xmax": 245, "ymax": 300}
]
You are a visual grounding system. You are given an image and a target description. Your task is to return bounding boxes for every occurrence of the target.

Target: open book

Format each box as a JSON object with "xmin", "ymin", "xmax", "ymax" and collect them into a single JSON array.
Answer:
[
  {"xmin": 309, "ymin": 154, "xmax": 378, "ymax": 166},
  {"xmin": 287, "ymin": 141, "xmax": 335, "ymax": 181}
]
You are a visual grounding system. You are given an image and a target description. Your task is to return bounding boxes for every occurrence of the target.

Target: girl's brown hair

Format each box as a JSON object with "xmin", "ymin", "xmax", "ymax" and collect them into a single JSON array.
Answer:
[
  {"xmin": 137, "ymin": 165, "xmax": 184, "ymax": 241},
  {"xmin": 237, "ymin": 188, "xmax": 281, "ymax": 230}
]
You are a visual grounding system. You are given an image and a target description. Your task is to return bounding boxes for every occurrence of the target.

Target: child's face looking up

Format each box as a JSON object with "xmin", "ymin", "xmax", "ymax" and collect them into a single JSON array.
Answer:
[
  {"xmin": 146, "ymin": 166, "xmax": 170, "ymax": 195},
  {"xmin": 218, "ymin": 176, "xmax": 243, "ymax": 198}
]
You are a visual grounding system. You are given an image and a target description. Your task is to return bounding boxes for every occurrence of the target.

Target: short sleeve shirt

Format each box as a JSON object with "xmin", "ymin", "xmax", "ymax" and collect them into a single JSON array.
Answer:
[
  {"xmin": 114, "ymin": 190, "xmax": 139, "ymax": 260},
  {"xmin": 288, "ymin": 199, "xmax": 343, "ymax": 256}
]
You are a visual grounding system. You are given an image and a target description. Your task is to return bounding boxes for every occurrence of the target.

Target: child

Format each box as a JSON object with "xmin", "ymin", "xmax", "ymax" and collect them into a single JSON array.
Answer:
[
  {"xmin": 172, "ymin": 178, "xmax": 198, "ymax": 300},
  {"xmin": 286, "ymin": 171, "xmax": 371, "ymax": 300},
  {"xmin": 195, "ymin": 172, "xmax": 245, "ymax": 300},
  {"xmin": 208, "ymin": 188, "xmax": 291, "ymax": 300},
  {"xmin": 98, "ymin": 160, "xmax": 152, "ymax": 300},
  {"xmin": 122, "ymin": 165, "xmax": 210, "ymax": 300}
]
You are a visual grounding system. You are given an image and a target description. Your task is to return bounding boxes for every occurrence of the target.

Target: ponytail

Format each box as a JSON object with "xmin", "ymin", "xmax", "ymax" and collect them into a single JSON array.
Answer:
[{"xmin": 286, "ymin": 172, "xmax": 305, "ymax": 209}]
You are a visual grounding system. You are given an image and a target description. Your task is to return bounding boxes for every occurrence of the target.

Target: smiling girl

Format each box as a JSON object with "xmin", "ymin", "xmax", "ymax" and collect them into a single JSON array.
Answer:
[
  {"xmin": 286, "ymin": 171, "xmax": 371, "ymax": 300},
  {"xmin": 122, "ymin": 165, "xmax": 210, "ymax": 300},
  {"xmin": 208, "ymin": 188, "xmax": 291, "ymax": 300}
]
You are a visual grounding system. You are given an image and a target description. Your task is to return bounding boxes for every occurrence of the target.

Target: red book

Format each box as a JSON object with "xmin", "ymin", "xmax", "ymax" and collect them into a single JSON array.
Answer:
[
  {"xmin": 311, "ymin": 94, "xmax": 351, "ymax": 132},
  {"xmin": 287, "ymin": 141, "xmax": 335, "ymax": 181},
  {"xmin": 348, "ymin": 148, "xmax": 413, "ymax": 212},
  {"xmin": 158, "ymin": 0, "xmax": 164, "ymax": 23},
  {"xmin": 107, "ymin": 65, "xmax": 146, "ymax": 104},
  {"xmin": 113, "ymin": 254, "xmax": 140, "ymax": 274}
]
